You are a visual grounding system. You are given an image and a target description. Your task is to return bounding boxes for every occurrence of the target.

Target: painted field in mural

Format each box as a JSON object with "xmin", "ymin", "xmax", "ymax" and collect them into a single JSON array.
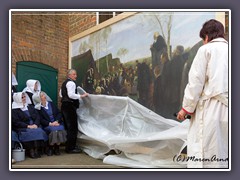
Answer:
[{"xmin": 71, "ymin": 11, "xmax": 225, "ymax": 119}]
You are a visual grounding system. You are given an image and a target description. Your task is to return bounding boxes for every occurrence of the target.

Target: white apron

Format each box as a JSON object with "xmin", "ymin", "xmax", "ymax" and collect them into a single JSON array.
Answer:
[{"xmin": 187, "ymin": 94, "xmax": 228, "ymax": 168}]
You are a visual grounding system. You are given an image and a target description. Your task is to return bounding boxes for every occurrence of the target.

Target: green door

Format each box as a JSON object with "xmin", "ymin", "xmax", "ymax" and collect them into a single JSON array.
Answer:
[{"xmin": 16, "ymin": 61, "xmax": 58, "ymax": 105}]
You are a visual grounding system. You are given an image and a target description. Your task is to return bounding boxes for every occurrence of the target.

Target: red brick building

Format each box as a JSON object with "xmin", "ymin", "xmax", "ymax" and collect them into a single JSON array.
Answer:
[{"xmin": 11, "ymin": 11, "xmax": 97, "ymax": 106}]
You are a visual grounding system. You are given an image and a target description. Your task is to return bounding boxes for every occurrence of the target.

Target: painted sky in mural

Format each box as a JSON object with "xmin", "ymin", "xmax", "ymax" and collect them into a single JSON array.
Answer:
[{"xmin": 72, "ymin": 11, "xmax": 216, "ymax": 63}]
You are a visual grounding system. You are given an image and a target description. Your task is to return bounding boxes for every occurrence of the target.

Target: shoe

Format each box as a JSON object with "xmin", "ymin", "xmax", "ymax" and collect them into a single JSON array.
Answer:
[
  {"xmin": 43, "ymin": 147, "xmax": 48, "ymax": 155},
  {"xmin": 29, "ymin": 149, "xmax": 37, "ymax": 159},
  {"xmin": 65, "ymin": 147, "xmax": 82, "ymax": 154},
  {"xmin": 47, "ymin": 148, "xmax": 53, "ymax": 156},
  {"xmin": 38, "ymin": 148, "xmax": 44, "ymax": 156},
  {"xmin": 34, "ymin": 148, "xmax": 41, "ymax": 158},
  {"xmin": 54, "ymin": 145, "xmax": 61, "ymax": 155},
  {"xmin": 34, "ymin": 152, "xmax": 41, "ymax": 158}
]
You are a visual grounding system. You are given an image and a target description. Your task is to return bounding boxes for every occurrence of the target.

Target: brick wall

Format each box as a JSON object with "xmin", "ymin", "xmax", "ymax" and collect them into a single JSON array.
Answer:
[
  {"xmin": 69, "ymin": 12, "xmax": 96, "ymax": 37},
  {"xmin": 11, "ymin": 11, "xmax": 97, "ymax": 107}
]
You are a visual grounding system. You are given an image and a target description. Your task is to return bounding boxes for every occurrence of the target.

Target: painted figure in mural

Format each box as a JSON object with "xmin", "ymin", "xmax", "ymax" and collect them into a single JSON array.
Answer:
[
  {"xmin": 12, "ymin": 92, "xmax": 48, "ymax": 159},
  {"xmin": 60, "ymin": 69, "xmax": 88, "ymax": 153},
  {"xmin": 177, "ymin": 19, "xmax": 228, "ymax": 168},
  {"xmin": 32, "ymin": 91, "xmax": 67, "ymax": 156},
  {"xmin": 84, "ymin": 67, "xmax": 95, "ymax": 94},
  {"xmin": 150, "ymin": 31, "xmax": 167, "ymax": 79},
  {"xmin": 110, "ymin": 73, "xmax": 121, "ymax": 95},
  {"xmin": 22, "ymin": 79, "xmax": 41, "ymax": 105},
  {"xmin": 95, "ymin": 86, "xmax": 102, "ymax": 94},
  {"xmin": 179, "ymin": 41, "xmax": 203, "ymax": 107},
  {"xmin": 153, "ymin": 66, "xmax": 162, "ymax": 114},
  {"xmin": 152, "ymin": 46, "xmax": 187, "ymax": 119},
  {"xmin": 137, "ymin": 60, "xmax": 151, "ymax": 108},
  {"xmin": 105, "ymin": 76, "xmax": 116, "ymax": 95},
  {"xmin": 99, "ymin": 78, "xmax": 109, "ymax": 95},
  {"xmin": 153, "ymin": 52, "xmax": 170, "ymax": 117},
  {"xmin": 165, "ymin": 45, "xmax": 188, "ymax": 119}
]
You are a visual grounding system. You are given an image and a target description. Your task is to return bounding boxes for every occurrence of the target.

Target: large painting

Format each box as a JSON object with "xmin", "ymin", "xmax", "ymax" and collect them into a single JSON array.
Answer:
[{"xmin": 70, "ymin": 11, "xmax": 226, "ymax": 119}]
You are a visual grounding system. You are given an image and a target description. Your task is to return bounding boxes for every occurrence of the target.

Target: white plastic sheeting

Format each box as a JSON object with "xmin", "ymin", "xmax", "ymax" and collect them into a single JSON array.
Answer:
[{"xmin": 77, "ymin": 94, "xmax": 189, "ymax": 168}]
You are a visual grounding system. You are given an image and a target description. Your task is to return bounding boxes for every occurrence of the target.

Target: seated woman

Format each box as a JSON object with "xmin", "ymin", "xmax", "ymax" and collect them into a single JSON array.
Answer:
[
  {"xmin": 32, "ymin": 91, "xmax": 67, "ymax": 156},
  {"xmin": 12, "ymin": 92, "xmax": 48, "ymax": 159},
  {"xmin": 22, "ymin": 79, "xmax": 41, "ymax": 104}
]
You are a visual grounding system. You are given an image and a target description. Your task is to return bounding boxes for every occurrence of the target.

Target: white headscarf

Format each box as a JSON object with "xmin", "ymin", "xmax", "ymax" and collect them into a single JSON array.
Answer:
[
  {"xmin": 32, "ymin": 91, "xmax": 52, "ymax": 110},
  {"xmin": 12, "ymin": 73, "xmax": 18, "ymax": 86},
  {"xmin": 22, "ymin": 79, "xmax": 41, "ymax": 94},
  {"xmin": 12, "ymin": 92, "xmax": 31, "ymax": 109}
]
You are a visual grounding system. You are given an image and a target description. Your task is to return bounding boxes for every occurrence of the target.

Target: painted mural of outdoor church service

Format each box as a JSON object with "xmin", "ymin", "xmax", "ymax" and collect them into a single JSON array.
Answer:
[{"xmin": 71, "ymin": 11, "xmax": 225, "ymax": 119}]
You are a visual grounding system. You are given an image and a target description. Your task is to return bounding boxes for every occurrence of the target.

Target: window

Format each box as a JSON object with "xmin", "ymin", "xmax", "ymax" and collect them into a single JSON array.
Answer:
[{"xmin": 97, "ymin": 11, "xmax": 123, "ymax": 24}]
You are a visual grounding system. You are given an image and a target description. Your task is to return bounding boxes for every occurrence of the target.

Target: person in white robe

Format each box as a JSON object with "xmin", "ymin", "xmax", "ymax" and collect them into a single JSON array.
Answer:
[{"xmin": 177, "ymin": 19, "xmax": 228, "ymax": 168}]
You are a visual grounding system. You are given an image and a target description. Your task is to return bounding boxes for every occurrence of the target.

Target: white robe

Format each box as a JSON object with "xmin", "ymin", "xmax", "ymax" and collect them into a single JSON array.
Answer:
[{"xmin": 182, "ymin": 38, "xmax": 229, "ymax": 168}]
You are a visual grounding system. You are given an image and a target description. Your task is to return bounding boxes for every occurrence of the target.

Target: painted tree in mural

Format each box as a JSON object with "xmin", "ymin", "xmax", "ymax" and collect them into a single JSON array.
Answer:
[
  {"xmin": 79, "ymin": 41, "xmax": 88, "ymax": 54},
  {"xmin": 102, "ymin": 26, "xmax": 112, "ymax": 72},
  {"xmin": 137, "ymin": 12, "xmax": 173, "ymax": 60},
  {"xmin": 79, "ymin": 26, "xmax": 112, "ymax": 73},
  {"xmin": 87, "ymin": 32, "xmax": 100, "ymax": 72},
  {"xmin": 116, "ymin": 48, "xmax": 129, "ymax": 62},
  {"xmin": 153, "ymin": 12, "xmax": 173, "ymax": 59}
]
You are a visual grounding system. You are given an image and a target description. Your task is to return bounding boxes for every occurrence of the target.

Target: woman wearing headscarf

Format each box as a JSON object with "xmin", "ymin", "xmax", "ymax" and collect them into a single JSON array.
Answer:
[
  {"xmin": 32, "ymin": 91, "xmax": 67, "ymax": 156},
  {"xmin": 22, "ymin": 79, "xmax": 41, "ymax": 104},
  {"xmin": 12, "ymin": 92, "xmax": 48, "ymax": 159}
]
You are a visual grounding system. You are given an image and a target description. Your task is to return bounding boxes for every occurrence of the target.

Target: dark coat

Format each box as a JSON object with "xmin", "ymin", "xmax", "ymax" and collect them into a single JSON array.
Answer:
[
  {"xmin": 152, "ymin": 35, "xmax": 167, "ymax": 52},
  {"xmin": 25, "ymin": 91, "xmax": 34, "ymax": 105},
  {"xmin": 150, "ymin": 35, "xmax": 167, "ymax": 69},
  {"xmin": 37, "ymin": 102, "xmax": 63, "ymax": 128},
  {"xmin": 153, "ymin": 74, "xmax": 164, "ymax": 114},
  {"xmin": 12, "ymin": 104, "xmax": 41, "ymax": 131}
]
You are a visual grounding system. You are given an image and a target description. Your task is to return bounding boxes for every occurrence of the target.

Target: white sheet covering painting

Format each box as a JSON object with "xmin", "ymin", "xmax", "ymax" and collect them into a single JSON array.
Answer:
[{"xmin": 76, "ymin": 88, "xmax": 189, "ymax": 168}]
